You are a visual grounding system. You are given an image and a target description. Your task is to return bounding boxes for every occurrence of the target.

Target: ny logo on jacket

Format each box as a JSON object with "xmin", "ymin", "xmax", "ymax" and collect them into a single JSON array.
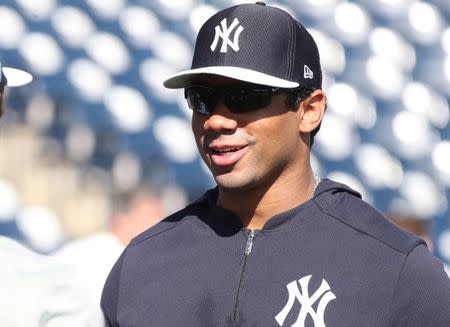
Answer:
[{"xmin": 275, "ymin": 275, "xmax": 336, "ymax": 327}]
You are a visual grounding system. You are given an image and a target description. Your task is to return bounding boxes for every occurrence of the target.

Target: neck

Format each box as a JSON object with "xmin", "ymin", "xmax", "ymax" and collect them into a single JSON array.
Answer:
[{"xmin": 218, "ymin": 167, "xmax": 318, "ymax": 230}]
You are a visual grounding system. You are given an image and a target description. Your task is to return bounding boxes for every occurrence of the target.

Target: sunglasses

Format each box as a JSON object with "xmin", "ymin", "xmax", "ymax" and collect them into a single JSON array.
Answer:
[{"xmin": 184, "ymin": 84, "xmax": 290, "ymax": 115}]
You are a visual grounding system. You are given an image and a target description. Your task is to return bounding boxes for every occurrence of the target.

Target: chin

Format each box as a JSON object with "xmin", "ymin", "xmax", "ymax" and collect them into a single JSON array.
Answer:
[
  {"xmin": 215, "ymin": 174, "xmax": 247, "ymax": 190},
  {"xmin": 214, "ymin": 173, "xmax": 258, "ymax": 193}
]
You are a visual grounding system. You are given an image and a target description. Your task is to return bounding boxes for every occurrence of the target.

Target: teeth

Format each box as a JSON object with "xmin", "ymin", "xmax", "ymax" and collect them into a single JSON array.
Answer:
[{"xmin": 214, "ymin": 147, "xmax": 241, "ymax": 153}]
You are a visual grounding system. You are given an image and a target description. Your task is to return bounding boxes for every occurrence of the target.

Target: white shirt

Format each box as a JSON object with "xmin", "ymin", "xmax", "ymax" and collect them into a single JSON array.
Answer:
[
  {"xmin": 0, "ymin": 236, "xmax": 103, "ymax": 327},
  {"xmin": 53, "ymin": 232, "xmax": 125, "ymax": 311}
]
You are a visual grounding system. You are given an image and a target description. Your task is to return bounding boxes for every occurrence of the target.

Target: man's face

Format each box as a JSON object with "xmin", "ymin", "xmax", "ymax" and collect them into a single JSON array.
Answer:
[{"xmin": 191, "ymin": 77, "xmax": 308, "ymax": 192}]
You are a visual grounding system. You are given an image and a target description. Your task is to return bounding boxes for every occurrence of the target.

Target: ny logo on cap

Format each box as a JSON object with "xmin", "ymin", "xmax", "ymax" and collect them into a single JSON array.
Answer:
[
  {"xmin": 210, "ymin": 18, "xmax": 244, "ymax": 53},
  {"xmin": 304, "ymin": 65, "xmax": 314, "ymax": 79}
]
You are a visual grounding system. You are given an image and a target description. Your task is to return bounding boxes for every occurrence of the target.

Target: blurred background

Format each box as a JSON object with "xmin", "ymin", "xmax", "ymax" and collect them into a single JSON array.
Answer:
[{"xmin": 0, "ymin": 0, "xmax": 449, "ymax": 277}]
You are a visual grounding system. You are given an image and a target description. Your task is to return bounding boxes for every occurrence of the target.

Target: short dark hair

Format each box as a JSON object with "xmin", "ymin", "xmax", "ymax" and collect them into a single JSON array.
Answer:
[{"xmin": 285, "ymin": 85, "xmax": 322, "ymax": 147}]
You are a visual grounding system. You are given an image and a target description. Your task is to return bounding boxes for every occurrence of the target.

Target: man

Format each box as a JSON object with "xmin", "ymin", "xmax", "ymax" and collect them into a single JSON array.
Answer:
[
  {"xmin": 101, "ymin": 3, "xmax": 450, "ymax": 326},
  {"xmin": 1, "ymin": 61, "xmax": 103, "ymax": 326}
]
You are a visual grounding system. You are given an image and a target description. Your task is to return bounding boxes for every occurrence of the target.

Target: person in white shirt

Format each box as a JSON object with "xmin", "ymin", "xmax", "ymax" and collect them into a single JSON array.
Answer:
[{"xmin": 1, "ymin": 61, "xmax": 104, "ymax": 326}]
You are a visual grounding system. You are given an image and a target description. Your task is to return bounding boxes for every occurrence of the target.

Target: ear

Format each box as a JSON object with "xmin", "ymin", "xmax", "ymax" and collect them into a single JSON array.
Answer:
[{"xmin": 298, "ymin": 89, "xmax": 326, "ymax": 133}]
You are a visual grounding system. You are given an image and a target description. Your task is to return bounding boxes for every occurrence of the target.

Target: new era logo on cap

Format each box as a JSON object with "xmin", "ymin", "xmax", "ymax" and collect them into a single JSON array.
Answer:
[
  {"xmin": 164, "ymin": 2, "xmax": 322, "ymax": 90},
  {"xmin": 304, "ymin": 65, "xmax": 314, "ymax": 79},
  {"xmin": 0, "ymin": 61, "xmax": 33, "ymax": 87}
]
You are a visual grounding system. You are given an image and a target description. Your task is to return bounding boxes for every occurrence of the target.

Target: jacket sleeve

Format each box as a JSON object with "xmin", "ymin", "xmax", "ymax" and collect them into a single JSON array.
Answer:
[
  {"xmin": 389, "ymin": 244, "xmax": 450, "ymax": 327},
  {"xmin": 101, "ymin": 248, "xmax": 127, "ymax": 327}
]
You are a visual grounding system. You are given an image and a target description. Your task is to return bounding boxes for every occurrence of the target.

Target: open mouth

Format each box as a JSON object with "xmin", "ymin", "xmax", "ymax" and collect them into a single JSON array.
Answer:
[
  {"xmin": 212, "ymin": 146, "xmax": 246, "ymax": 154},
  {"xmin": 209, "ymin": 145, "xmax": 248, "ymax": 166}
]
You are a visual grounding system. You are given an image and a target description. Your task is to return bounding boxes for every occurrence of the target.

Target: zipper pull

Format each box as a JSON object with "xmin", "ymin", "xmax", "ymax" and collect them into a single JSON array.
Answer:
[{"xmin": 245, "ymin": 230, "xmax": 255, "ymax": 256}]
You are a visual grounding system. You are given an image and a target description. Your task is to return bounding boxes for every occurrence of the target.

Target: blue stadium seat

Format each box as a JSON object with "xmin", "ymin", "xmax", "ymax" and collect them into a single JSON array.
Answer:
[{"xmin": 0, "ymin": 0, "xmax": 449, "ymax": 264}]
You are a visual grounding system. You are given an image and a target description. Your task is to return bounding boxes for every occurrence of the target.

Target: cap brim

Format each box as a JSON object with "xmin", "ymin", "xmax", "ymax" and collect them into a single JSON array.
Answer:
[
  {"xmin": 163, "ymin": 66, "xmax": 299, "ymax": 89},
  {"xmin": 2, "ymin": 67, "xmax": 33, "ymax": 87}
]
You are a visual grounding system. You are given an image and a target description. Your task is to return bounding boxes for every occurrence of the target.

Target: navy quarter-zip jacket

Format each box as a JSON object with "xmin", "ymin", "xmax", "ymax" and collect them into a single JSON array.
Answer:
[{"xmin": 101, "ymin": 180, "xmax": 450, "ymax": 326}]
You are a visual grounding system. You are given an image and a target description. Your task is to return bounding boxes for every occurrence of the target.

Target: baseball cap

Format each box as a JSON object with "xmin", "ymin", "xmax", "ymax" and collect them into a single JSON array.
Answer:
[
  {"xmin": 0, "ymin": 61, "xmax": 33, "ymax": 87},
  {"xmin": 164, "ymin": 2, "xmax": 322, "ymax": 89}
]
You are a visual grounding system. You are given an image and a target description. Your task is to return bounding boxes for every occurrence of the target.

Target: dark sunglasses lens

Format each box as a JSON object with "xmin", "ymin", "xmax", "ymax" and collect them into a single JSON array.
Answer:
[
  {"xmin": 186, "ymin": 87, "xmax": 217, "ymax": 115},
  {"xmin": 226, "ymin": 90, "xmax": 272, "ymax": 113},
  {"xmin": 186, "ymin": 85, "xmax": 277, "ymax": 115}
]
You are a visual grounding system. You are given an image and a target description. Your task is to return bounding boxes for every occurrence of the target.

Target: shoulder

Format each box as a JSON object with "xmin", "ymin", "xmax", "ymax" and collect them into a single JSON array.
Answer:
[
  {"xmin": 0, "ymin": 236, "xmax": 67, "ymax": 271},
  {"xmin": 388, "ymin": 244, "xmax": 450, "ymax": 325},
  {"xmin": 314, "ymin": 181, "xmax": 450, "ymax": 324},
  {"xmin": 315, "ymin": 179, "xmax": 424, "ymax": 255},
  {"xmin": 101, "ymin": 189, "xmax": 216, "ymax": 321}
]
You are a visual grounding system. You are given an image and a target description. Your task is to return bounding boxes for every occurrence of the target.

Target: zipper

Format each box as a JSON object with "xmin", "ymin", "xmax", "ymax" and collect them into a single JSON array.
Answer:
[
  {"xmin": 244, "ymin": 230, "xmax": 255, "ymax": 255},
  {"xmin": 232, "ymin": 230, "xmax": 255, "ymax": 322}
]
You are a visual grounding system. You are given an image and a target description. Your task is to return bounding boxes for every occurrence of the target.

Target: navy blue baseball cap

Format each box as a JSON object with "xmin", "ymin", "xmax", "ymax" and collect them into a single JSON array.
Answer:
[
  {"xmin": 0, "ymin": 61, "xmax": 33, "ymax": 87},
  {"xmin": 164, "ymin": 2, "xmax": 322, "ymax": 89}
]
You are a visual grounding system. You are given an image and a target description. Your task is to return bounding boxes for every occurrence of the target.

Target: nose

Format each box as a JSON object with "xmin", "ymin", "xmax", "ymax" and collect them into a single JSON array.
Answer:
[{"xmin": 203, "ymin": 101, "xmax": 238, "ymax": 132}]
